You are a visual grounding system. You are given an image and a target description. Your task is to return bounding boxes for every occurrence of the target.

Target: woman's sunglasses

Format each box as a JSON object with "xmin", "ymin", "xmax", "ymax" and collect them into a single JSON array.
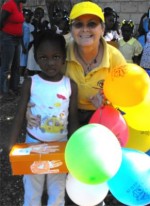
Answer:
[{"xmin": 71, "ymin": 21, "xmax": 100, "ymax": 29}]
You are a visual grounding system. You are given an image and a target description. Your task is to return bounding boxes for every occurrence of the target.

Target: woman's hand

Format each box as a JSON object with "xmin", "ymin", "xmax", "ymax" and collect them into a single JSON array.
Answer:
[
  {"xmin": 89, "ymin": 91, "xmax": 109, "ymax": 109},
  {"xmin": 26, "ymin": 102, "xmax": 41, "ymax": 128}
]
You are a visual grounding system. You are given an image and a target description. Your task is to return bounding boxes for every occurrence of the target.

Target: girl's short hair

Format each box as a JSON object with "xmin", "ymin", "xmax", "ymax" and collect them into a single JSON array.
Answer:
[{"xmin": 34, "ymin": 30, "xmax": 66, "ymax": 60}]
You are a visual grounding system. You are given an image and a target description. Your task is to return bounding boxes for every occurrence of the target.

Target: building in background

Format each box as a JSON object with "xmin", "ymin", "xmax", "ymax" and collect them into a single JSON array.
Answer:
[{"xmin": 1, "ymin": 0, "xmax": 149, "ymax": 34}]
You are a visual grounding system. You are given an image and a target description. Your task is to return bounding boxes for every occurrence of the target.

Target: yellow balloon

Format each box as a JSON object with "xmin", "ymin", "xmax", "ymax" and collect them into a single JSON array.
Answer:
[
  {"xmin": 125, "ymin": 126, "xmax": 150, "ymax": 152},
  {"xmin": 103, "ymin": 63, "xmax": 150, "ymax": 107},
  {"xmin": 116, "ymin": 88, "xmax": 150, "ymax": 130}
]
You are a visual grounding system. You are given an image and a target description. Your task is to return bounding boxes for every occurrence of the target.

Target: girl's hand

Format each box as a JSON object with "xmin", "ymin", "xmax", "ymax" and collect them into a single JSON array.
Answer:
[{"xmin": 26, "ymin": 102, "xmax": 41, "ymax": 128}]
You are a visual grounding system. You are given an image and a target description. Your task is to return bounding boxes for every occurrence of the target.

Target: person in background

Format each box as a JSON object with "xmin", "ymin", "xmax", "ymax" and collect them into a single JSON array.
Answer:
[
  {"xmin": 140, "ymin": 19, "xmax": 150, "ymax": 76},
  {"xmin": 51, "ymin": 9, "xmax": 72, "ymax": 45},
  {"xmin": 51, "ymin": 9, "xmax": 64, "ymax": 34},
  {"xmin": 19, "ymin": 8, "xmax": 33, "ymax": 84},
  {"xmin": 0, "ymin": 0, "xmax": 27, "ymax": 100},
  {"xmin": 26, "ymin": 2, "xmax": 127, "ymax": 205},
  {"xmin": 61, "ymin": 16, "xmax": 72, "ymax": 45},
  {"xmin": 118, "ymin": 20, "xmax": 143, "ymax": 64},
  {"xmin": 31, "ymin": 7, "xmax": 50, "ymax": 35},
  {"xmin": 26, "ymin": 7, "xmax": 50, "ymax": 76},
  {"xmin": 103, "ymin": 7, "xmax": 121, "ymax": 43},
  {"xmin": 138, "ymin": 8, "xmax": 150, "ymax": 49},
  {"xmin": 138, "ymin": 7, "xmax": 150, "ymax": 35},
  {"xmin": 0, "ymin": 31, "xmax": 2, "ymax": 67},
  {"xmin": 9, "ymin": 30, "xmax": 79, "ymax": 206}
]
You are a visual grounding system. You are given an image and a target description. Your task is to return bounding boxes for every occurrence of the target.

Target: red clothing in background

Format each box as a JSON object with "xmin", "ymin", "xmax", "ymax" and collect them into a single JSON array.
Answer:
[{"xmin": 2, "ymin": 0, "xmax": 24, "ymax": 36}]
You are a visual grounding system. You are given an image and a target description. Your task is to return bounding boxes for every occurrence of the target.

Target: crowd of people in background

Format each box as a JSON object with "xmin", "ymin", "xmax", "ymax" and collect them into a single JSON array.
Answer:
[
  {"xmin": 0, "ymin": 1, "xmax": 150, "ymax": 101},
  {"xmin": 0, "ymin": 1, "xmax": 71, "ymax": 100}
]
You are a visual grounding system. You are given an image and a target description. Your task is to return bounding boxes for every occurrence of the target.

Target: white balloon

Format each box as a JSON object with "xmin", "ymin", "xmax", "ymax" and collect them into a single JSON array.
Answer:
[{"xmin": 66, "ymin": 174, "xmax": 109, "ymax": 206}]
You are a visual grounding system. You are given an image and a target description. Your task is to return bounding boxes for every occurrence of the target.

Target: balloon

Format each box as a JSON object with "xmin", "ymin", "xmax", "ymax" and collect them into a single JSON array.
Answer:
[
  {"xmin": 66, "ymin": 174, "xmax": 109, "ymax": 206},
  {"xmin": 116, "ymin": 88, "xmax": 150, "ymax": 130},
  {"xmin": 103, "ymin": 63, "xmax": 150, "ymax": 107},
  {"xmin": 65, "ymin": 124, "xmax": 122, "ymax": 184},
  {"xmin": 89, "ymin": 105, "xmax": 129, "ymax": 147},
  {"xmin": 125, "ymin": 126, "xmax": 150, "ymax": 152},
  {"xmin": 108, "ymin": 148, "xmax": 150, "ymax": 206},
  {"xmin": 146, "ymin": 150, "xmax": 150, "ymax": 156}
]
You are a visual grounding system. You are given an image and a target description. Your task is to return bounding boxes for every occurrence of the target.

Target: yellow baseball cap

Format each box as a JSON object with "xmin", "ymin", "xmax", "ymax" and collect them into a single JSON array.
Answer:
[{"xmin": 69, "ymin": 1, "xmax": 104, "ymax": 22}]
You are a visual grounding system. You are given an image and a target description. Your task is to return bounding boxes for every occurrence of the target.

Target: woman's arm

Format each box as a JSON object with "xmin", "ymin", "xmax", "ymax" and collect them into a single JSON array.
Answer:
[
  {"xmin": 0, "ymin": 10, "xmax": 10, "ymax": 29},
  {"xmin": 68, "ymin": 79, "xmax": 79, "ymax": 138},
  {"xmin": 26, "ymin": 102, "xmax": 41, "ymax": 128},
  {"xmin": 9, "ymin": 78, "xmax": 31, "ymax": 150}
]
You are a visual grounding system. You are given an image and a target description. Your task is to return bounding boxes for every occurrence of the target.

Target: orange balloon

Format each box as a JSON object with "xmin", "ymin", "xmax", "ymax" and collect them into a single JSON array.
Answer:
[{"xmin": 103, "ymin": 63, "xmax": 150, "ymax": 107}]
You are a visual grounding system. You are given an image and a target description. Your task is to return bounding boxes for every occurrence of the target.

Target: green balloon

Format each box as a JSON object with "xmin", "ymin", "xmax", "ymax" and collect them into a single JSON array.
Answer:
[{"xmin": 65, "ymin": 124, "xmax": 122, "ymax": 184}]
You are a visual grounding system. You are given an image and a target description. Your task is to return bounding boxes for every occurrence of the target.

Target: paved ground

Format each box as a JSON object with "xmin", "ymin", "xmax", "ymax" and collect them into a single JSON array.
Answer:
[
  {"xmin": 0, "ymin": 96, "xmax": 24, "ymax": 206},
  {"xmin": 0, "ymin": 95, "xmax": 126, "ymax": 206}
]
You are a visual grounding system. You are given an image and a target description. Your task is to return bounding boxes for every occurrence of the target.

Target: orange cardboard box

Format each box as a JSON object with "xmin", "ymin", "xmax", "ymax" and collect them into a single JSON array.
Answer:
[{"xmin": 9, "ymin": 142, "xmax": 68, "ymax": 175}]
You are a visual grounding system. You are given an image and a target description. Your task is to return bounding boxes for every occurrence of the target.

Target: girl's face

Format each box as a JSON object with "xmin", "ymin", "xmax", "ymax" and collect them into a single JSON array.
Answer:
[
  {"xmin": 121, "ymin": 25, "xmax": 133, "ymax": 42},
  {"xmin": 105, "ymin": 14, "xmax": 115, "ymax": 30},
  {"xmin": 71, "ymin": 14, "xmax": 104, "ymax": 47},
  {"xmin": 24, "ymin": 14, "xmax": 32, "ymax": 23},
  {"xmin": 34, "ymin": 9, "xmax": 44, "ymax": 20},
  {"xmin": 36, "ymin": 41, "xmax": 65, "ymax": 81}
]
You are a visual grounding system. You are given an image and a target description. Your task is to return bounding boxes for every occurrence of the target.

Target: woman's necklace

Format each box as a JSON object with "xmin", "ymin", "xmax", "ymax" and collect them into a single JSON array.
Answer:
[{"xmin": 76, "ymin": 45, "xmax": 100, "ymax": 74}]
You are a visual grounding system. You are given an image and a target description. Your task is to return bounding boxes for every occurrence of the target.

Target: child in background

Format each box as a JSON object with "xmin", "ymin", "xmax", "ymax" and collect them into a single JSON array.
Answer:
[
  {"xmin": 51, "ymin": 9, "xmax": 72, "ymax": 45},
  {"xmin": 118, "ymin": 20, "xmax": 143, "ymax": 64},
  {"xmin": 138, "ymin": 8, "xmax": 150, "ymax": 35},
  {"xmin": 31, "ymin": 7, "xmax": 50, "ymax": 36},
  {"xmin": 26, "ymin": 7, "xmax": 50, "ymax": 76},
  {"xmin": 9, "ymin": 30, "xmax": 79, "ymax": 206},
  {"xmin": 20, "ymin": 9, "xmax": 33, "ymax": 84},
  {"xmin": 140, "ymin": 19, "xmax": 150, "ymax": 76},
  {"xmin": 103, "ymin": 7, "xmax": 120, "ymax": 42}
]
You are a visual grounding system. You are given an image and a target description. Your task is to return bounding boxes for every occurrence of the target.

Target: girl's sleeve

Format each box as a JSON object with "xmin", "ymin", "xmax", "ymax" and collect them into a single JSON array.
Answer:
[{"xmin": 134, "ymin": 40, "xmax": 143, "ymax": 56}]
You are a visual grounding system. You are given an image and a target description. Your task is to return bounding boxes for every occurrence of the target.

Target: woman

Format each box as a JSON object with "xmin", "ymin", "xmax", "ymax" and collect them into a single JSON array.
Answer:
[
  {"xmin": 65, "ymin": 1, "xmax": 126, "ymax": 126},
  {"xmin": 0, "ymin": 0, "xmax": 27, "ymax": 100}
]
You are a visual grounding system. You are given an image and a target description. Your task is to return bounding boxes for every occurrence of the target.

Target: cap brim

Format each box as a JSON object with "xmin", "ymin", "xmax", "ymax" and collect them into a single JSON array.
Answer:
[{"xmin": 72, "ymin": 11, "xmax": 104, "ymax": 20}]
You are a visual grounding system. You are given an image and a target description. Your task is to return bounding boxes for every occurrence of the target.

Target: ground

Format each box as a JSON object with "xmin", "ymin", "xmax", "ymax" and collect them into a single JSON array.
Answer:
[{"xmin": 0, "ymin": 95, "xmax": 139, "ymax": 206}]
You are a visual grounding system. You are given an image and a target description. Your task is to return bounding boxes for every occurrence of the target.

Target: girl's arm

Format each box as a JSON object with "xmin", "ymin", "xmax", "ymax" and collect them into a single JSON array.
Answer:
[
  {"xmin": 68, "ymin": 79, "xmax": 79, "ymax": 138},
  {"xmin": 9, "ymin": 78, "xmax": 31, "ymax": 150},
  {"xmin": 21, "ymin": 35, "xmax": 27, "ymax": 54}
]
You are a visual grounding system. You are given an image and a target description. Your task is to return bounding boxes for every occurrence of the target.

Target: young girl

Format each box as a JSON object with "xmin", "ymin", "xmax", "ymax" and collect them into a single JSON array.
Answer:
[
  {"xmin": 140, "ymin": 19, "xmax": 150, "ymax": 76},
  {"xmin": 20, "ymin": 9, "xmax": 33, "ymax": 84},
  {"xmin": 9, "ymin": 30, "xmax": 79, "ymax": 206},
  {"xmin": 118, "ymin": 20, "xmax": 143, "ymax": 64}
]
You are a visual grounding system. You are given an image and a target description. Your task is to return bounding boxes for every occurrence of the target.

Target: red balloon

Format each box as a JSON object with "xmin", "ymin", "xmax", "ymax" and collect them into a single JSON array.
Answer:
[{"xmin": 89, "ymin": 105, "xmax": 128, "ymax": 147}]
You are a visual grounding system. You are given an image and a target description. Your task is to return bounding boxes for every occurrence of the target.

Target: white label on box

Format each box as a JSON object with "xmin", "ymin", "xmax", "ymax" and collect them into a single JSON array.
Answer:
[
  {"xmin": 29, "ymin": 144, "xmax": 60, "ymax": 154},
  {"xmin": 30, "ymin": 160, "xmax": 62, "ymax": 174},
  {"xmin": 12, "ymin": 148, "xmax": 32, "ymax": 155}
]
